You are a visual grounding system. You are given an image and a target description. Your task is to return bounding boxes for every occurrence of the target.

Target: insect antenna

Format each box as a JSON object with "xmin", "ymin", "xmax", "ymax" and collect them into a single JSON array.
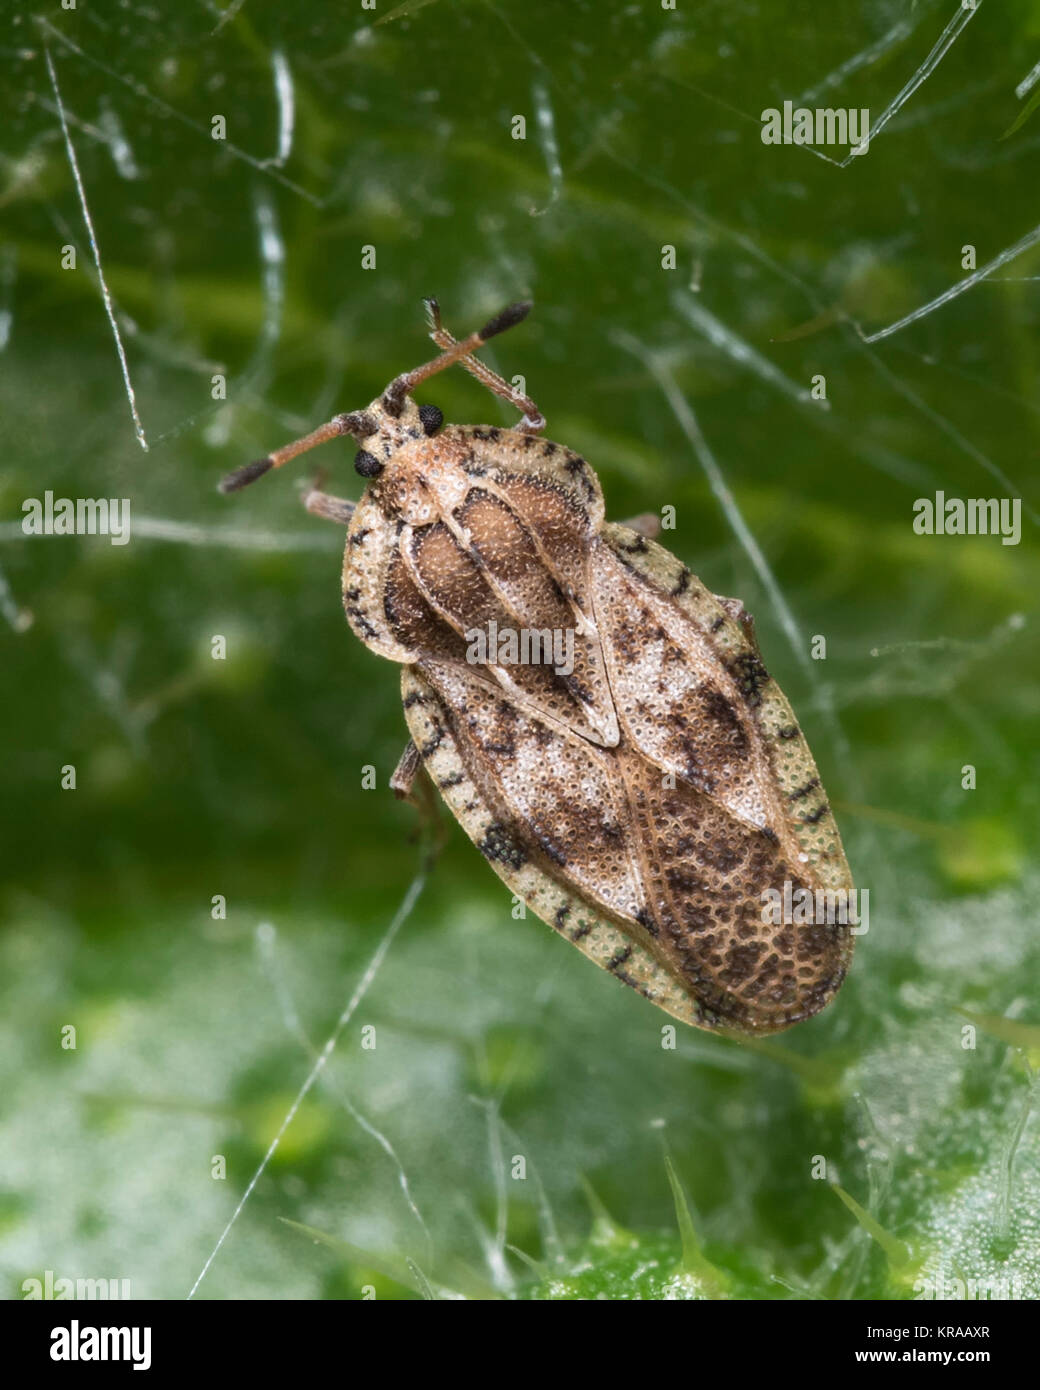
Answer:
[
  {"xmin": 218, "ymin": 410, "xmax": 378, "ymax": 494},
  {"xmin": 380, "ymin": 301, "xmax": 538, "ymax": 422},
  {"xmin": 218, "ymin": 301, "xmax": 539, "ymax": 494},
  {"xmin": 423, "ymin": 298, "xmax": 545, "ymax": 432}
]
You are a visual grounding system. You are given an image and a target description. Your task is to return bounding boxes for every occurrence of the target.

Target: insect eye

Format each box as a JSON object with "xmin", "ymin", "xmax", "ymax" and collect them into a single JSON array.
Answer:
[
  {"xmin": 418, "ymin": 404, "xmax": 444, "ymax": 436},
  {"xmin": 354, "ymin": 449, "xmax": 385, "ymax": 479}
]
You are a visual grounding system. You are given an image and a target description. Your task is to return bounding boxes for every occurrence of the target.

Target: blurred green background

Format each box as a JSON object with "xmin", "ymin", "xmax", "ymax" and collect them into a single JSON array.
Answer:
[{"xmin": 1, "ymin": 0, "xmax": 1038, "ymax": 1300}]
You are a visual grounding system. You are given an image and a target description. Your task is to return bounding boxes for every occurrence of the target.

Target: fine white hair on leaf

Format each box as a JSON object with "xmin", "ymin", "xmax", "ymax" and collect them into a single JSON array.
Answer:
[
  {"xmin": 670, "ymin": 292, "xmax": 931, "ymax": 490},
  {"xmin": 267, "ymin": 49, "xmax": 295, "ymax": 168},
  {"xmin": 1014, "ymin": 58, "xmax": 1040, "ymax": 101},
  {"xmin": 735, "ymin": 2, "xmax": 982, "ymax": 170},
  {"xmin": 31, "ymin": 93, "xmax": 140, "ymax": 180},
  {"xmin": 611, "ymin": 329, "xmax": 810, "ymax": 676},
  {"xmin": 186, "ymin": 860, "xmax": 429, "ymax": 1298},
  {"xmin": 97, "ymin": 102, "xmax": 140, "ymax": 180},
  {"xmin": 0, "ymin": 516, "xmax": 338, "ymax": 551},
  {"xmin": 466, "ymin": 1096, "xmax": 515, "ymax": 1294},
  {"xmin": 37, "ymin": 18, "xmax": 321, "ymax": 207},
  {"xmin": 672, "ymin": 291, "xmax": 822, "ymax": 409},
  {"xmin": 995, "ymin": 1064, "xmax": 1038, "ymax": 1247},
  {"xmin": 795, "ymin": 15, "xmax": 917, "ymax": 106},
  {"xmin": 237, "ymin": 187, "xmax": 287, "ymax": 395},
  {"xmin": 0, "ymin": 562, "xmax": 33, "ymax": 633},
  {"xmin": 255, "ymin": 920, "xmax": 432, "ymax": 1264},
  {"xmin": 529, "ymin": 79, "xmax": 563, "ymax": 217},
  {"xmin": 856, "ymin": 345, "xmax": 1037, "ymax": 525},
  {"xmin": 44, "ymin": 45, "xmax": 149, "ymax": 452},
  {"xmin": 498, "ymin": 1116, "xmax": 564, "ymax": 1267},
  {"xmin": 860, "ymin": 217, "xmax": 1040, "ymax": 346},
  {"xmin": 834, "ymin": 0, "xmax": 986, "ymax": 167},
  {"xmin": 0, "ymin": 244, "xmax": 14, "ymax": 352},
  {"xmin": 210, "ymin": 0, "xmax": 250, "ymax": 39}
]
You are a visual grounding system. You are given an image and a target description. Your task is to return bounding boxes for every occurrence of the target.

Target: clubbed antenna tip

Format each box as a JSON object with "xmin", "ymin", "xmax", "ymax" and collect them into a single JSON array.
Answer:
[
  {"xmin": 479, "ymin": 301, "xmax": 532, "ymax": 341},
  {"xmin": 218, "ymin": 457, "xmax": 273, "ymax": 494}
]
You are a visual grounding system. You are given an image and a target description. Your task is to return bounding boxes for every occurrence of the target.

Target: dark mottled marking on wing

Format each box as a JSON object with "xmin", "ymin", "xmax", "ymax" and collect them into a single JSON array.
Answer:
[
  {"xmin": 788, "ymin": 777, "xmax": 821, "ymax": 802},
  {"xmin": 420, "ymin": 723, "xmax": 445, "ymax": 757},
  {"xmin": 614, "ymin": 743, "xmax": 850, "ymax": 1031},
  {"xmin": 634, "ymin": 907, "xmax": 658, "ymax": 937},
  {"xmin": 343, "ymin": 584, "xmax": 380, "ymax": 640},
  {"xmin": 534, "ymin": 831, "xmax": 569, "ymax": 867},
  {"xmin": 727, "ymin": 651, "xmax": 770, "ymax": 708},
  {"xmin": 478, "ymin": 822, "xmax": 528, "ymax": 869}
]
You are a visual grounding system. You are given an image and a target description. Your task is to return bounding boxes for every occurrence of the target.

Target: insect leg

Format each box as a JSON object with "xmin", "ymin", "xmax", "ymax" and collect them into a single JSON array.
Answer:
[
  {"xmin": 390, "ymin": 740, "xmax": 423, "ymax": 800},
  {"xmin": 302, "ymin": 482, "xmax": 355, "ymax": 525},
  {"xmin": 421, "ymin": 297, "xmax": 545, "ymax": 434},
  {"xmin": 391, "ymin": 738, "xmax": 447, "ymax": 854}
]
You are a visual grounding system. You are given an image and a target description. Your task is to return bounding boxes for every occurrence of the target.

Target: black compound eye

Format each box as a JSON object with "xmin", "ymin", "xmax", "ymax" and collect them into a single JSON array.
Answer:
[
  {"xmin": 354, "ymin": 449, "xmax": 384, "ymax": 479},
  {"xmin": 418, "ymin": 404, "xmax": 444, "ymax": 436}
]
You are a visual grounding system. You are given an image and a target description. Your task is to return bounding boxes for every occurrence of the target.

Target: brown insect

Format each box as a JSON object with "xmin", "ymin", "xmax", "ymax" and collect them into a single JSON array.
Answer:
[{"xmin": 220, "ymin": 301, "xmax": 854, "ymax": 1035}]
